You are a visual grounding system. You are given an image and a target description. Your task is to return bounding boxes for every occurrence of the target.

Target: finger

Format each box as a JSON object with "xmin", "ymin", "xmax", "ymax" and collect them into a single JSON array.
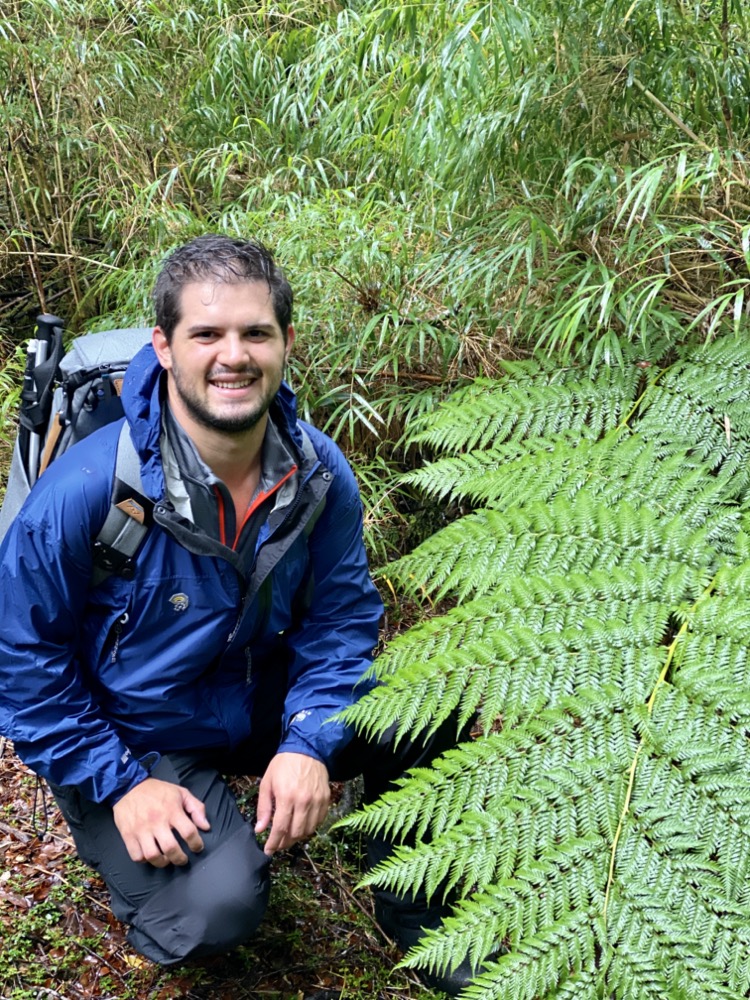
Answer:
[
  {"xmin": 254, "ymin": 779, "xmax": 273, "ymax": 835},
  {"xmin": 181, "ymin": 789, "xmax": 211, "ymax": 832},
  {"xmin": 289, "ymin": 797, "xmax": 329, "ymax": 846},
  {"xmin": 293, "ymin": 784, "xmax": 330, "ymax": 837},
  {"xmin": 122, "ymin": 832, "xmax": 146, "ymax": 865},
  {"xmin": 139, "ymin": 833, "xmax": 174, "ymax": 868},
  {"xmin": 312, "ymin": 796, "xmax": 331, "ymax": 834},
  {"xmin": 288, "ymin": 800, "xmax": 315, "ymax": 844},
  {"xmin": 264, "ymin": 801, "xmax": 293, "ymax": 855},
  {"xmin": 153, "ymin": 828, "xmax": 189, "ymax": 867},
  {"xmin": 171, "ymin": 812, "xmax": 206, "ymax": 854}
]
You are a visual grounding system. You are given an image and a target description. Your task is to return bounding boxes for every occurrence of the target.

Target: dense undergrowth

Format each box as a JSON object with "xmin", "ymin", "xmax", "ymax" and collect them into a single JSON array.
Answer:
[
  {"xmin": 2, "ymin": 0, "xmax": 749, "ymax": 558},
  {"xmin": 3, "ymin": 0, "xmax": 750, "ymax": 467},
  {"xmin": 3, "ymin": 1, "xmax": 750, "ymax": 998}
]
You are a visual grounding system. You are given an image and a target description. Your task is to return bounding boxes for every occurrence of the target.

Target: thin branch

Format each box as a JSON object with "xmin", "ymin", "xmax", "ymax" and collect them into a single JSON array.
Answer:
[{"xmin": 630, "ymin": 77, "xmax": 710, "ymax": 151}]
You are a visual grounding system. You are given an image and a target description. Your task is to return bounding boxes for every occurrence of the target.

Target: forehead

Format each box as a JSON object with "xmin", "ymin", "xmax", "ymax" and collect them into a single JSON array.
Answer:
[{"xmin": 176, "ymin": 279, "xmax": 278, "ymax": 326}]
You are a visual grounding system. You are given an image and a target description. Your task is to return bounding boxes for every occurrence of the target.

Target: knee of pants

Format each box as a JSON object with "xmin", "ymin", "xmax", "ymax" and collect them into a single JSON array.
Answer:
[{"xmin": 129, "ymin": 824, "xmax": 271, "ymax": 965}]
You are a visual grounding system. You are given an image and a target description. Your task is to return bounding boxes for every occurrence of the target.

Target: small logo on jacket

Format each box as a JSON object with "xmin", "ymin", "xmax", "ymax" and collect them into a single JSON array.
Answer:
[{"xmin": 169, "ymin": 593, "xmax": 190, "ymax": 612}]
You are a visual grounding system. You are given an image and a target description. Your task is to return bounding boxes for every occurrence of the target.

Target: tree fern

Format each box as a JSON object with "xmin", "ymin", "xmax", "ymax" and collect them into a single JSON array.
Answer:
[{"xmin": 339, "ymin": 336, "xmax": 750, "ymax": 999}]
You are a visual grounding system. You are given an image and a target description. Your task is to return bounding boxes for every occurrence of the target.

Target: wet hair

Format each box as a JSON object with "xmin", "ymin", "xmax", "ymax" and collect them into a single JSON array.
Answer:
[{"xmin": 153, "ymin": 234, "xmax": 293, "ymax": 342}]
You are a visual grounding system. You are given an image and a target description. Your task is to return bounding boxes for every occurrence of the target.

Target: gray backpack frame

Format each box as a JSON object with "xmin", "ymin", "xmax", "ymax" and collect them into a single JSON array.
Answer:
[{"xmin": 0, "ymin": 316, "xmax": 154, "ymax": 582}]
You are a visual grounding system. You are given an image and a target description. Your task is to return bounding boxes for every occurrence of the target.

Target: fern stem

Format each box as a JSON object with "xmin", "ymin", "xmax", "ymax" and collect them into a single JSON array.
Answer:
[
  {"xmin": 603, "ymin": 744, "xmax": 643, "ymax": 922},
  {"xmin": 602, "ymin": 576, "xmax": 717, "ymax": 921},
  {"xmin": 615, "ymin": 365, "xmax": 668, "ymax": 432}
]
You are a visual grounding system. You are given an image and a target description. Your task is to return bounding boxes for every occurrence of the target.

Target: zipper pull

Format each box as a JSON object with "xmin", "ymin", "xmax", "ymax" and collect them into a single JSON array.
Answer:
[{"xmin": 110, "ymin": 612, "xmax": 129, "ymax": 663}]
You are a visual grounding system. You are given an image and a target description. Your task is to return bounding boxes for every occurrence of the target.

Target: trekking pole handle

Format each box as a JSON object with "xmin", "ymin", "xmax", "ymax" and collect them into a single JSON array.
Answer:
[
  {"xmin": 35, "ymin": 314, "xmax": 64, "ymax": 347},
  {"xmin": 26, "ymin": 315, "xmax": 64, "ymax": 486}
]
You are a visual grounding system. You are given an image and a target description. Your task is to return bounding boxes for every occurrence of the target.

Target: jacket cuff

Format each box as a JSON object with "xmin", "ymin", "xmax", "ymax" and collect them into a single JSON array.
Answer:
[
  {"xmin": 277, "ymin": 719, "xmax": 354, "ymax": 768},
  {"xmin": 104, "ymin": 760, "xmax": 151, "ymax": 806},
  {"xmin": 276, "ymin": 730, "xmax": 328, "ymax": 764}
]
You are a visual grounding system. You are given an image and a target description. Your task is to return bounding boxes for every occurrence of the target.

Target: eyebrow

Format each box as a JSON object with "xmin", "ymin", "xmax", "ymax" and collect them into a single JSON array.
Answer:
[{"xmin": 186, "ymin": 323, "xmax": 279, "ymax": 334}]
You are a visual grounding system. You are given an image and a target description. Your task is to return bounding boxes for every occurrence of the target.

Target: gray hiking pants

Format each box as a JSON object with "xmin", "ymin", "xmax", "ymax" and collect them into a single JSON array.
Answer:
[{"xmin": 50, "ymin": 719, "xmax": 461, "ymax": 966}]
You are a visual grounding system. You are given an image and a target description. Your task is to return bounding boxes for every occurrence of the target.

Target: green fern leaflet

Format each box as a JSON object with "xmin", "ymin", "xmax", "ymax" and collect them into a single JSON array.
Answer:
[{"xmin": 339, "ymin": 338, "xmax": 750, "ymax": 1000}]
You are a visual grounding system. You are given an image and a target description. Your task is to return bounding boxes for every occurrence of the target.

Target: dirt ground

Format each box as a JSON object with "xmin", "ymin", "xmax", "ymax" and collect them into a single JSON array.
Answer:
[{"xmin": 0, "ymin": 741, "xmax": 429, "ymax": 1000}]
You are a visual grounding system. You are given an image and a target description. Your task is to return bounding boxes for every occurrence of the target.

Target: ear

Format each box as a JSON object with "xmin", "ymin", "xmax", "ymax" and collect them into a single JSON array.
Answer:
[
  {"xmin": 152, "ymin": 327, "xmax": 172, "ymax": 371},
  {"xmin": 284, "ymin": 324, "xmax": 296, "ymax": 362}
]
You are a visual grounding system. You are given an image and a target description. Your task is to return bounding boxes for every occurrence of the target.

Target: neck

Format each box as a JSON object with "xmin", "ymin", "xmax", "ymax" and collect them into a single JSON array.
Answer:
[
  {"xmin": 167, "ymin": 397, "xmax": 268, "ymax": 490},
  {"xmin": 199, "ymin": 427, "xmax": 265, "ymax": 494}
]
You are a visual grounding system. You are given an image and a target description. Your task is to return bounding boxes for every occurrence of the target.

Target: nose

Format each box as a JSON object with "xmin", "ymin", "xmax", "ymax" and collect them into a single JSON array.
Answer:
[{"xmin": 217, "ymin": 332, "xmax": 250, "ymax": 368}]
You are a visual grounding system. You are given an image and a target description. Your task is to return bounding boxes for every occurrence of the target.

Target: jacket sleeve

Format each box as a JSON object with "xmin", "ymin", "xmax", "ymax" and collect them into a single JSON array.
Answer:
[
  {"xmin": 0, "ymin": 450, "xmax": 149, "ymax": 805},
  {"xmin": 276, "ymin": 441, "xmax": 383, "ymax": 768}
]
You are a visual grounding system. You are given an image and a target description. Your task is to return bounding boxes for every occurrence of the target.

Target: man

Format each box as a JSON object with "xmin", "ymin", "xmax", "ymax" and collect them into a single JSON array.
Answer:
[{"xmin": 0, "ymin": 236, "xmax": 471, "ymax": 993}]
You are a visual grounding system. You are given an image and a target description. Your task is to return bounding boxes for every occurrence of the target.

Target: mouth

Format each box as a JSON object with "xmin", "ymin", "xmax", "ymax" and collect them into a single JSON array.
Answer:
[
  {"xmin": 210, "ymin": 378, "xmax": 257, "ymax": 389},
  {"xmin": 208, "ymin": 371, "xmax": 261, "ymax": 392}
]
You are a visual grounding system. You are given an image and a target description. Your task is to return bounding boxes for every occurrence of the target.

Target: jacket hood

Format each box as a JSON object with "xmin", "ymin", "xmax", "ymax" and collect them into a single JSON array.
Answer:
[
  {"xmin": 120, "ymin": 344, "xmax": 165, "ymax": 500},
  {"xmin": 120, "ymin": 343, "xmax": 304, "ymax": 500}
]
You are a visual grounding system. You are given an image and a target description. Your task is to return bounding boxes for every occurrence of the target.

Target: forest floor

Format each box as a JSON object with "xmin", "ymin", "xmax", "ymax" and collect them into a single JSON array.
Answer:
[{"xmin": 0, "ymin": 743, "xmax": 432, "ymax": 1000}]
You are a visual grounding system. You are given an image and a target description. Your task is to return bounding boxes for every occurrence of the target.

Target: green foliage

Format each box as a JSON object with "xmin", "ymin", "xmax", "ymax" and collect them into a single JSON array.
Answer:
[
  {"xmin": 339, "ymin": 335, "xmax": 750, "ymax": 998},
  {"xmin": 0, "ymin": 343, "xmax": 24, "ymax": 495},
  {"xmin": 3, "ymin": 0, "xmax": 750, "ymax": 457},
  {"xmin": 2, "ymin": 1, "xmax": 750, "ymax": 992}
]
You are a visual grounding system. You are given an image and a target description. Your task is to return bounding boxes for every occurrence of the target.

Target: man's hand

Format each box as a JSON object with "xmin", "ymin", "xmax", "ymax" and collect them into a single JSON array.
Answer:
[
  {"xmin": 112, "ymin": 777, "xmax": 211, "ymax": 868},
  {"xmin": 255, "ymin": 752, "xmax": 330, "ymax": 855}
]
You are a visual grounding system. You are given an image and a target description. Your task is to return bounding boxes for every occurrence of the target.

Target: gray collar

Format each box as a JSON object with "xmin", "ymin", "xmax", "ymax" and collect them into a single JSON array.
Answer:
[{"xmin": 160, "ymin": 403, "xmax": 301, "ymax": 544}]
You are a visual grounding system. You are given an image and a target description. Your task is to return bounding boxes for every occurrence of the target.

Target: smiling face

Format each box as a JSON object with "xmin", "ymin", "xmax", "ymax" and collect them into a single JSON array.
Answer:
[{"xmin": 152, "ymin": 279, "xmax": 295, "ymax": 440}]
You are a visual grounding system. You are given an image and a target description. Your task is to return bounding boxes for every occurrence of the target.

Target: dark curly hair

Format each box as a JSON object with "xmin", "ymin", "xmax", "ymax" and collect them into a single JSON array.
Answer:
[{"xmin": 153, "ymin": 234, "xmax": 293, "ymax": 342}]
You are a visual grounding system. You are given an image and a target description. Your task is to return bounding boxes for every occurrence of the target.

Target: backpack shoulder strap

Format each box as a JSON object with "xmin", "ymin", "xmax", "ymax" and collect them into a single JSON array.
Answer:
[
  {"xmin": 289, "ymin": 428, "xmax": 332, "ymax": 619},
  {"xmin": 299, "ymin": 427, "xmax": 327, "ymax": 539},
  {"xmin": 91, "ymin": 423, "xmax": 153, "ymax": 586}
]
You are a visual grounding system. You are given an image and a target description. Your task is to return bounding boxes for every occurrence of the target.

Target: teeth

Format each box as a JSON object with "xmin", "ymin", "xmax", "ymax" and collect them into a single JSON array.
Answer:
[{"xmin": 213, "ymin": 379, "xmax": 254, "ymax": 389}]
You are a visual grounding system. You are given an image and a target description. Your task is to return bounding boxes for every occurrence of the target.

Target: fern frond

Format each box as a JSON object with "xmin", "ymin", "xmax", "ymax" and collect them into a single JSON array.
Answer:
[
  {"xmin": 401, "ymin": 432, "xmax": 588, "ymax": 505},
  {"xmin": 348, "ymin": 335, "xmax": 750, "ymax": 996},
  {"xmin": 454, "ymin": 906, "xmax": 600, "ymax": 1000},
  {"xmin": 387, "ymin": 492, "xmax": 718, "ymax": 602},
  {"xmin": 635, "ymin": 339, "xmax": 750, "ymax": 498},
  {"xmin": 407, "ymin": 363, "xmax": 642, "ymax": 454}
]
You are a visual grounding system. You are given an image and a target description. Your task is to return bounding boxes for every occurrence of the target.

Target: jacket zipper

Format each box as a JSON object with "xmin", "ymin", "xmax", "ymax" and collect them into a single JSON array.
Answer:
[
  {"xmin": 110, "ymin": 612, "xmax": 130, "ymax": 663},
  {"xmin": 225, "ymin": 466, "xmax": 324, "ymax": 645}
]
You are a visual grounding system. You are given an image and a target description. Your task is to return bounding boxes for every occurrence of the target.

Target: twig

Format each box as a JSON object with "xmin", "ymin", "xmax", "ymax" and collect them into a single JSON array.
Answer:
[
  {"xmin": 0, "ymin": 818, "xmax": 32, "ymax": 844},
  {"xmin": 2, "ymin": 249, "xmax": 121, "ymax": 272},
  {"xmin": 0, "ymin": 285, "xmax": 68, "ymax": 320},
  {"xmin": 76, "ymin": 937, "xmax": 130, "ymax": 981},
  {"xmin": 301, "ymin": 845, "xmax": 425, "ymax": 987},
  {"xmin": 630, "ymin": 77, "xmax": 709, "ymax": 150},
  {"xmin": 30, "ymin": 864, "xmax": 113, "ymax": 913},
  {"xmin": 329, "ymin": 266, "xmax": 367, "ymax": 294}
]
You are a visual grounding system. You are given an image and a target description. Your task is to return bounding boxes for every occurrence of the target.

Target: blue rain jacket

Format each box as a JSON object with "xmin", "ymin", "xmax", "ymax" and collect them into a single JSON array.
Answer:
[{"xmin": 0, "ymin": 345, "xmax": 383, "ymax": 805}]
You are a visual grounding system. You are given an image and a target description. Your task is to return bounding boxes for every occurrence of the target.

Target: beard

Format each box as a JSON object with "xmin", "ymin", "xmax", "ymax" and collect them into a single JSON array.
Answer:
[{"xmin": 170, "ymin": 364, "xmax": 281, "ymax": 435}]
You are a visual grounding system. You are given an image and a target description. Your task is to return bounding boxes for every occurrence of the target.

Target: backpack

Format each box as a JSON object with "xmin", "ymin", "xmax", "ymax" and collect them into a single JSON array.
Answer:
[{"xmin": 0, "ymin": 314, "xmax": 154, "ymax": 582}]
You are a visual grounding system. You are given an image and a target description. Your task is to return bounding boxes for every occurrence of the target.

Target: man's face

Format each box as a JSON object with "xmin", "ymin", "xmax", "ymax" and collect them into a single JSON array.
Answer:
[{"xmin": 153, "ymin": 280, "xmax": 294, "ymax": 437}]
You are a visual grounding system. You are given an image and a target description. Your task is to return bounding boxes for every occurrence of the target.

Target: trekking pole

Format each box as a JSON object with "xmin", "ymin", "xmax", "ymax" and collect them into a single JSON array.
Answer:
[
  {"xmin": 21, "ymin": 314, "xmax": 64, "ymax": 486},
  {"xmin": 22, "ymin": 340, "xmax": 41, "ymax": 485}
]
